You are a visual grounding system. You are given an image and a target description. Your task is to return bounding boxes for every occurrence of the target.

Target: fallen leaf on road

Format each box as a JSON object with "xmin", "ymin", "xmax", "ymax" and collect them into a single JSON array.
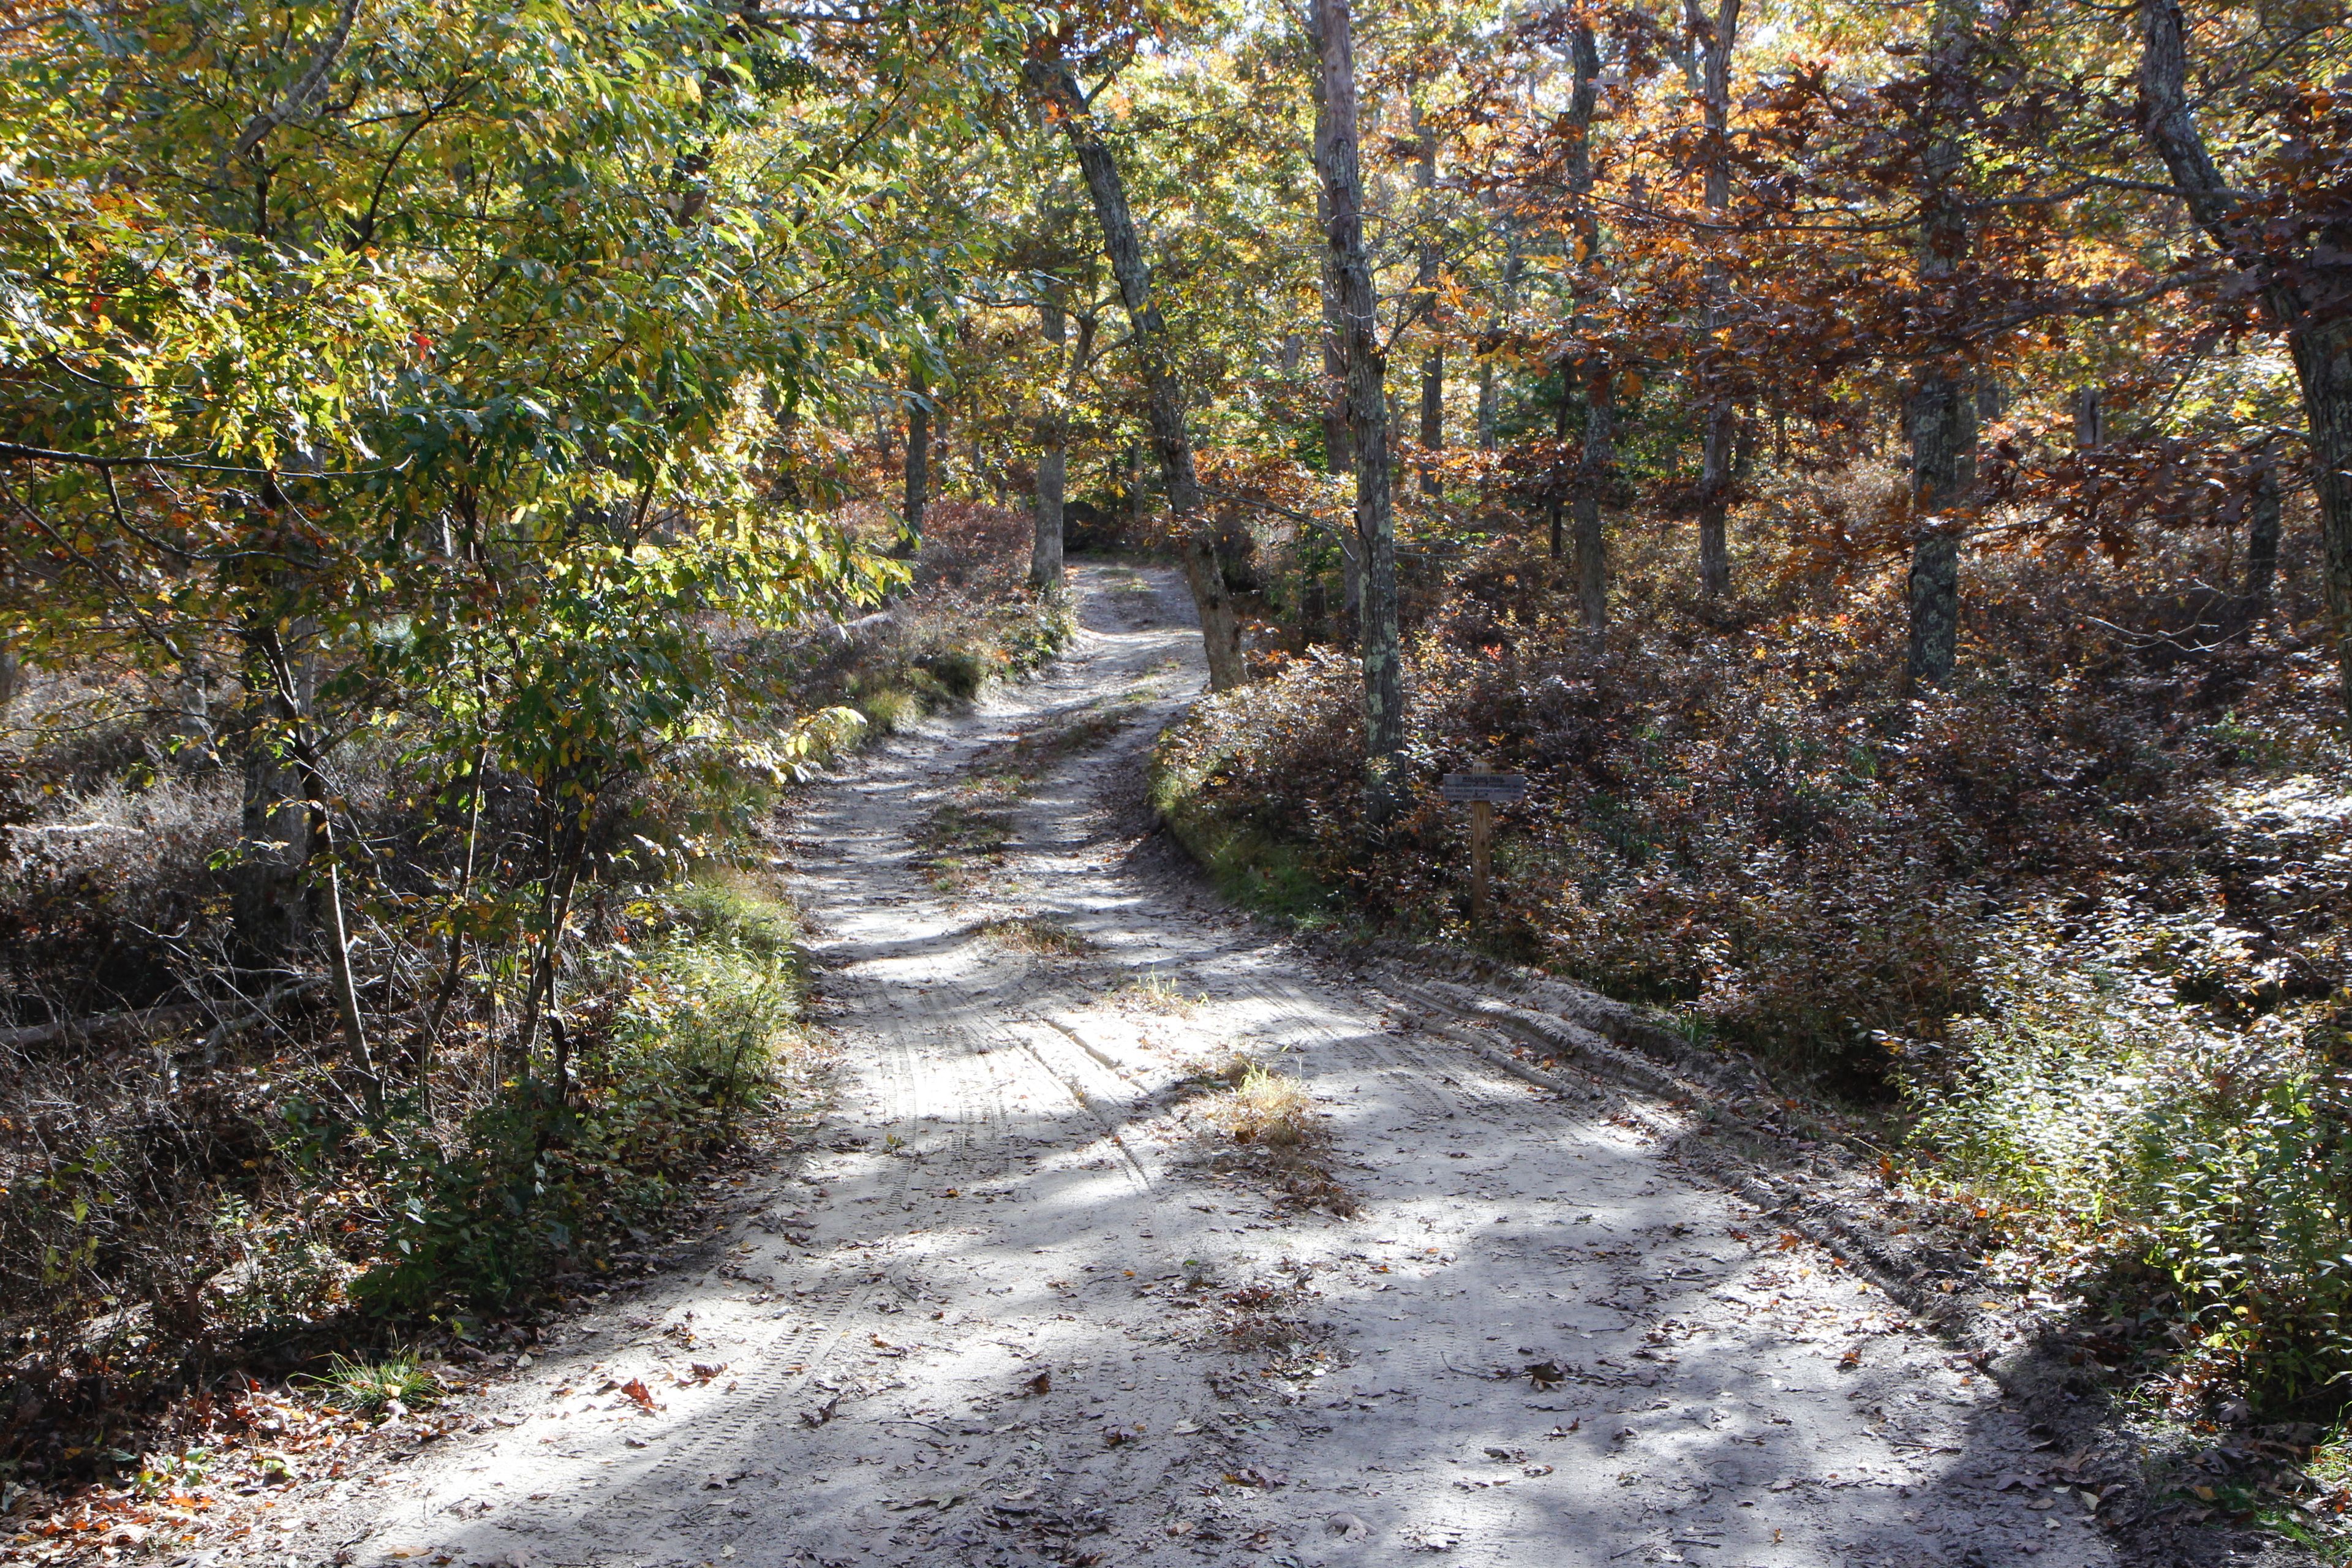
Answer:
[
  {"xmin": 1223, "ymin": 1466, "xmax": 1287, "ymax": 1489},
  {"xmin": 1329, "ymin": 1512, "xmax": 1370, "ymax": 1539},
  {"xmin": 1839, "ymin": 1348, "xmax": 1863, "ymax": 1370},
  {"xmin": 619, "ymin": 1379, "xmax": 656, "ymax": 1409},
  {"xmin": 1524, "ymin": 1361, "xmax": 1566, "ymax": 1390},
  {"xmin": 1171, "ymin": 1419, "xmax": 1203, "ymax": 1435},
  {"xmin": 800, "ymin": 1395, "xmax": 840, "ymax": 1428},
  {"xmin": 884, "ymin": 1491, "xmax": 967, "ymax": 1512},
  {"xmin": 1523, "ymin": 1464, "xmax": 1555, "ymax": 1477},
  {"xmin": 1022, "ymin": 1370, "xmax": 1051, "ymax": 1396},
  {"xmin": 1546, "ymin": 1420, "xmax": 1581, "ymax": 1438}
]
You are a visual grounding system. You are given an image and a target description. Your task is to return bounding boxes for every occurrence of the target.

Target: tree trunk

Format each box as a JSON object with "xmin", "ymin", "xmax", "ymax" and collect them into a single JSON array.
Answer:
[
  {"xmin": 902, "ymin": 363, "xmax": 929, "ymax": 552},
  {"xmin": 2141, "ymin": 0, "xmax": 2352, "ymax": 714},
  {"xmin": 1413, "ymin": 118, "xmax": 1444, "ymax": 498},
  {"xmin": 1419, "ymin": 347, "xmax": 1444, "ymax": 497},
  {"xmin": 1031, "ymin": 297, "xmax": 1069, "ymax": 590},
  {"xmin": 1575, "ymin": 366, "xmax": 1614, "ymax": 628},
  {"xmin": 2072, "ymin": 384, "xmax": 2103, "ymax": 448},
  {"xmin": 1312, "ymin": 0, "xmax": 1406, "ymax": 818},
  {"xmin": 1548, "ymin": 371, "xmax": 1575, "ymax": 559},
  {"xmin": 233, "ymin": 616, "xmax": 314, "ymax": 966},
  {"xmin": 293, "ymin": 736, "xmax": 376, "ymax": 1117},
  {"xmin": 1125, "ymin": 442, "xmax": 1148, "ymax": 528},
  {"xmin": 248, "ymin": 619, "xmax": 376, "ymax": 1114},
  {"xmin": 509, "ymin": 813, "xmax": 585, "ymax": 1092},
  {"xmin": 1025, "ymin": 52, "xmax": 1246, "ymax": 690},
  {"xmin": 2246, "ymin": 449, "xmax": 2282, "ymax": 609},
  {"xmin": 1698, "ymin": 402, "xmax": 1735, "ymax": 597},
  {"xmin": 1688, "ymin": 0, "xmax": 1741, "ymax": 598},
  {"xmin": 1903, "ymin": 0, "xmax": 1978, "ymax": 693},
  {"xmin": 1561, "ymin": 21, "xmax": 1607, "ymax": 618},
  {"xmin": 1310, "ymin": 58, "xmax": 1354, "ymax": 483},
  {"xmin": 1033, "ymin": 436, "xmax": 1067, "ymax": 590},
  {"xmin": 1905, "ymin": 376, "xmax": 1973, "ymax": 689},
  {"xmin": 1477, "ymin": 228, "xmax": 1523, "ymax": 453}
]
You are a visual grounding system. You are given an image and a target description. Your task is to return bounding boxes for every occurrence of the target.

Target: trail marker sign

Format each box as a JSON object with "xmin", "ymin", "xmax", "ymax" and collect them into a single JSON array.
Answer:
[
  {"xmin": 1439, "ymin": 767, "xmax": 1526, "ymax": 924},
  {"xmin": 1439, "ymin": 772, "xmax": 1527, "ymax": 804}
]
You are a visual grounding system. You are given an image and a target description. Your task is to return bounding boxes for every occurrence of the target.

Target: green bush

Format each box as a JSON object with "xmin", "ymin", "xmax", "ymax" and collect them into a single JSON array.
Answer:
[
  {"xmin": 1905, "ymin": 925, "xmax": 2352, "ymax": 1413},
  {"xmin": 859, "ymin": 686, "xmax": 919, "ymax": 734},
  {"xmin": 354, "ymin": 880, "xmax": 804, "ymax": 1313},
  {"xmin": 921, "ymin": 646, "xmax": 993, "ymax": 701}
]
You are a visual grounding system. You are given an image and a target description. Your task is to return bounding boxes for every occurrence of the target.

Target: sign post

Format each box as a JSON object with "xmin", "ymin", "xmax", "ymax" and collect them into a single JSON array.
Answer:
[{"xmin": 1438, "ymin": 761, "xmax": 1527, "ymax": 926}]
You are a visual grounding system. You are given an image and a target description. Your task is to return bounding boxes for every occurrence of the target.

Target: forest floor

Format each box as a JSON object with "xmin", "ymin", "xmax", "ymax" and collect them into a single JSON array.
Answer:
[{"xmin": 167, "ymin": 562, "xmax": 2125, "ymax": 1568}]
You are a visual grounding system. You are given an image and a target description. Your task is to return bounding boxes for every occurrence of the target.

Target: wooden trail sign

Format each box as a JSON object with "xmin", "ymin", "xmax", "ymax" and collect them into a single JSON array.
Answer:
[
  {"xmin": 1439, "ymin": 767, "xmax": 1526, "ymax": 924},
  {"xmin": 1439, "ymin": 772, "xmax": 1528, "ymax": 804}
]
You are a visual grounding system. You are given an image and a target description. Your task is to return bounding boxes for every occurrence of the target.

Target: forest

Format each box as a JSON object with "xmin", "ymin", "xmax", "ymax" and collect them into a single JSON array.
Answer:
[{"xmin": 2, "ymin": 0, "xmax": 2350, "ymax": 1561}]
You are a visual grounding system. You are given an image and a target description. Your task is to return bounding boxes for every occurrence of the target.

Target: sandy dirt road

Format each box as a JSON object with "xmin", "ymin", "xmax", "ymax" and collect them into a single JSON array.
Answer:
[{"xmin": 262, "ymin": 562, "xmax": 2113, "ymax": 1568}]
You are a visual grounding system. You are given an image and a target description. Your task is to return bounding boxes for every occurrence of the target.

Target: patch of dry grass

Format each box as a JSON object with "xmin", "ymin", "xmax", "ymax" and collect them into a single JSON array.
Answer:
[
  {"xmin": 978, "ymin": 915, "xmax": 1093, "ymax": 957},
  {"xmin": 912, "ymin": 804, "xmax": 1014, "ymax": 890},
  {"xmin": 1106, "ymin": 971, "xmax": 1208, "ymax": 1014},
  {"xmin": 1185, "ymin": 1055, "xmax": 1359, "ymax": 1216},
  {"xmin": 1213, "ymin": 1063, "xmax": 1314, "ymax": 1147}
]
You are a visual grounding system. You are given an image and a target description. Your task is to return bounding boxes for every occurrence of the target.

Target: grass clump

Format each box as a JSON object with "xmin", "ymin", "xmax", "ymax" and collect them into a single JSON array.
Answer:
[
  {"xmin": 300, "ymin": 1351, "xmax": 438, "ymax": 1418},
  {"xmin": 1188, "ymin": 1055, "xmax": 1357, "ymax": 1215},
  {"xmin": 1204, "ymin": 1059, "xmax": 1316, "ymax": 1147},
  {"xmin": 858, "ymin": 686, "xmax": 921, "ymax": 735},
  {"xmin": 979, "ymin": 916, "xmax": 1093, "ymax": 957},
  {"xmin": 1107, "ymin": 971, "xmax": 1208, "ymax": 1014},
  {"xmin": 913, "ymin": 803, "xmax": 1016, "ymax": 890}
]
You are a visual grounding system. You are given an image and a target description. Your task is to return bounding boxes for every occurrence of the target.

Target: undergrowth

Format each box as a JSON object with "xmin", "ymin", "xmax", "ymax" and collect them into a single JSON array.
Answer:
[
  {"xmin": 353, "ymin": 877, "xmax": 812, "ymax": 1316},
  {"xmin": 0, "ymin": 502, "xmax": 1069, "ymax": 1502},
  {"xmin": 1152, "ymin": 518, "xmax": 2352, "ymax": 1427},
  {"xmin": 792, "ymin": 501, "xmax": 1076, "ymax": 741}
]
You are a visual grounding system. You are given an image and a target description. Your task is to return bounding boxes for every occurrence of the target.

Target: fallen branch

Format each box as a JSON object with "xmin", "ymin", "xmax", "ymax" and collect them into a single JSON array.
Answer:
[
  {"xmin": 0, "ymin": 1001, "xmax": 208, "ymax": 1050},
  {"xmin": 1, "ymin": 976, "xmax": 327, "ymax": 1052}
]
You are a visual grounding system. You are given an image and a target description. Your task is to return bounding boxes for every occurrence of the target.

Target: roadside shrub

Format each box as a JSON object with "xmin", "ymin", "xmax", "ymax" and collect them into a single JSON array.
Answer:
[
  {"xmin": 859, "ymin": 686, "xmax": 919, "ymax": 734},
  {"xmin": 1905, "ymin": 925, "xmax": 2352, "ymax": 1414},
  {"xmin": 1155, "ymin": 532, "xmax": 2344, "ymax": 1090},
  {"xmin": 355, "ymin": 879, "xmax": 805, "ymax": 1313}
]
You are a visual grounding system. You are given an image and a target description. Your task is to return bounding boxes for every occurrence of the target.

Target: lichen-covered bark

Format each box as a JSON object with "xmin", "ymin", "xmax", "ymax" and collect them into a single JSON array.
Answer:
[
  {"xmin": 1023, "ymin": 53, "xmax": 1245, "ymax": 690},
  {"xmin": 1312, "ymin": 0, "xmax": 1406, "ymax": 817},
  {"xmin": 1904, "ymin": 0, "xmax": 1977, "ymax": 693}
]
